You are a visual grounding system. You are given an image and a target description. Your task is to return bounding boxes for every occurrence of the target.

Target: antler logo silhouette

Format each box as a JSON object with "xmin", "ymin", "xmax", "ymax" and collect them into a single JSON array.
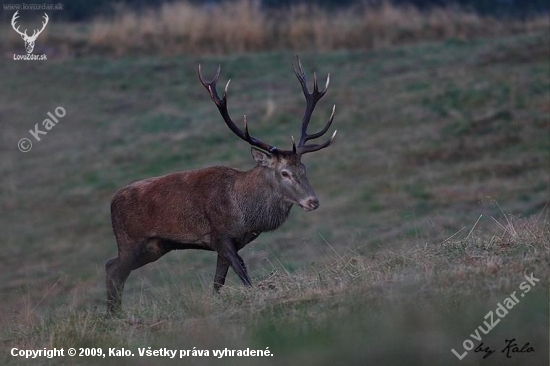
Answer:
[{"xmin": 11, "ymin": 11, "xmax": 49, "ymax": 54}]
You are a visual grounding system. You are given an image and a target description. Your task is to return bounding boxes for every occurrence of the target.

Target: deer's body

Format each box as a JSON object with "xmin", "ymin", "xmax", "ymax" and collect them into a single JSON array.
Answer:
[
  {"xmin": 106, "ymin": 58, "xmax": 336, "ymax": 314},
  {"xmin": 111, "ymin": 165, "xmax": 293, "ymax": 252}
]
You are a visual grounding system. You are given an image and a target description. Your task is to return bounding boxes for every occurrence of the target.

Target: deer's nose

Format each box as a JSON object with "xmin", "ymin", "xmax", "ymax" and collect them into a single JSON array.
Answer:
[{"xmin": 300, "ymin": 197, "xmax": 319, "ymax": 211}]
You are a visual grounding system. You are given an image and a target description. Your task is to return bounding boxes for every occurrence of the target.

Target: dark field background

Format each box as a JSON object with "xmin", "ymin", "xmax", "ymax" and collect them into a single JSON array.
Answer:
[{"xmin": 0, "ymin": 1, "xmax": 549, "ymax": 365}]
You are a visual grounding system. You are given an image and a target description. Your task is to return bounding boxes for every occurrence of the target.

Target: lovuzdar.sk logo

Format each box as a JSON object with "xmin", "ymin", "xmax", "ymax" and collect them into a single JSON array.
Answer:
[{"xmin": 11, "ymin": 10, "xmax": 48, "ymax": 60}]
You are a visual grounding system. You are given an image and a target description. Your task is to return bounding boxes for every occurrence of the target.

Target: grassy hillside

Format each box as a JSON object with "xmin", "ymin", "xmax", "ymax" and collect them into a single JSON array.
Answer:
[{"xmin": 0, "ymin": 31, "xmax": 548, "ymax": 365}]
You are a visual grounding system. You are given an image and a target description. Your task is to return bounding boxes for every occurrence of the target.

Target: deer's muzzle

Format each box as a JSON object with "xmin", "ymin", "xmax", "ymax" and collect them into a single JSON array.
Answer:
[{"xmin": 299, "ymin": 196, "xmax": 319, "ymax": 212}]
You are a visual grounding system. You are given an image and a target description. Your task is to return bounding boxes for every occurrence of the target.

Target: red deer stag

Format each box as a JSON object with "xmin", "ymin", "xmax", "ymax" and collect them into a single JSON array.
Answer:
[{"xmin": 106, "ymin": 57, "xmax": 337, "ymax": 314}]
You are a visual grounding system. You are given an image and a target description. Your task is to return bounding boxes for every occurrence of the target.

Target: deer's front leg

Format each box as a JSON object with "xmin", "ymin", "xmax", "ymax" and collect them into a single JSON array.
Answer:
[
  {"xmin": 213, "ymin": 254, "xmax": 230, "ymax": 293},
  {"xmin": 216, "ymin": 238, "xmax": 252, "ymax": 287}
]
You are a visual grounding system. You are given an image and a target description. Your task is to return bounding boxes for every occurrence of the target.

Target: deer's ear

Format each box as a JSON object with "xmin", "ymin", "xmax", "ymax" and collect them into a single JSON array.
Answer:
[{"xmin": 251, "ymin": 147, "xmax": 275, "ymax": 167}]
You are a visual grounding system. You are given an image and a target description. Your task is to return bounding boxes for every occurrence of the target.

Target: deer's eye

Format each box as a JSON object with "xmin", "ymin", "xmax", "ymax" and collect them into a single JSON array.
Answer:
[{"xmin": 281, "ymin": 171, "xmax": 291, "ymax": 178}]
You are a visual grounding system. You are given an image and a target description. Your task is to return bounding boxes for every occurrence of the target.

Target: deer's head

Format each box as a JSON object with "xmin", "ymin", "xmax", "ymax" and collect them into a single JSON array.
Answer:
[
  {"xmin": 11, "ymin": 11, "xmax": 49, "ymax": 54},
  {"xmin": 198, "ymin": 57, "xmax": 337, "ymax": 211}
]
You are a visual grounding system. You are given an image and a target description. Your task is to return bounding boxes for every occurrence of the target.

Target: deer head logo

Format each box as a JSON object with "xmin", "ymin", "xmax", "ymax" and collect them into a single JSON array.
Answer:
[{"xmin": 11, "ymin": 11, "xmax": 49, "ymax": 54}]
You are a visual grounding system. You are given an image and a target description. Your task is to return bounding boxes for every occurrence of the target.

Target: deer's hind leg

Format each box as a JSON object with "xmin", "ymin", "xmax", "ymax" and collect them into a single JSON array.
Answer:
[
  {"xmin": 106, "ymin": 238, "xmax": 169, "ymax": 315},
  {"xmin": 106, "ymin": 255, "xmax": 132, "ymax": 315},
  {"xmin": 129, "ymin": 238, "xmax": 170, "ymax": 270}
]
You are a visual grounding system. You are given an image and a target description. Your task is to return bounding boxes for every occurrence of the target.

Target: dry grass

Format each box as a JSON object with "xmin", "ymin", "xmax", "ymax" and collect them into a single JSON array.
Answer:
[
  {"xmin": 3, "ymin": 1, "xmax": 546, "ymax": 57},
  {"xmin": 83, "ymin": 0, "xmax": 547, "ymax": 56},
  {"xmin": 2, "ymin": 213, "xmax": 548, "ymax": 365},
  {"xmin": 90, "ymin": 0, "xmax": 267, "ymax": 56}
]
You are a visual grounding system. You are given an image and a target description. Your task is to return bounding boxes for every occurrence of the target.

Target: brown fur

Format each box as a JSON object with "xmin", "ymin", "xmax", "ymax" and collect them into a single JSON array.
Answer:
[{"xmin": 106, "ymin": 152, "xmax": 318, "ymax": 313}]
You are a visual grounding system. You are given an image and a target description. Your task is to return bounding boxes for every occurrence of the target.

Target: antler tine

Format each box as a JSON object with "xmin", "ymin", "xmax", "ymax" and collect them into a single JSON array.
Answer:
[
  {"xmin": 11, "ymin": 11, "xmax": 19, "ymax": 25},
  {"xmin": 198, "ymin": 64, "xmax": 220, "ymax": 92},
  {"xmin": 293, "ymin": 56, "xmax": 335, "ymax": 155},
  {"xmin": 292, "ymin": 57, "xmax": 308, "ymax": 97},
  {"xmin": 36, "ymin": 13, "xmax": 49, "ymax": 36},
  {"xmin": 243, "ymin": 115, "xmax": 250, "ymax": 140},
  {"xmin": 303, "ymin": 104, "xmax": 336, "ymax": 142},
  {"xmin": 11, "ymin": 11, "xmax": 28, "ymax": 37},
  {"xmin": 297, "ymin": 130, "xmax": 338, "ymax": 155},
  {"xmin": 198, "ymin": 65, "xmax": 278, "ymax": 154}
]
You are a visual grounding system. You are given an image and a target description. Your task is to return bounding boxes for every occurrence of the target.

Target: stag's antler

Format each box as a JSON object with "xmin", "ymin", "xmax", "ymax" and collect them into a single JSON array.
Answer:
[
  {"xmin": 31, "ymin": 13, "xmax": 49, "ymax": 40},
  {"xmin": 198, "ymin": 58, "xmax": 336, "ymax": 156},
  {"xmin": 198, "ymin": 65, "xmax": 280, "ymax": 153},
  {"xmin": 292, "ymin": 56, "xmax": 337, "ymax": 155},
  {"xmin": 11, "ymin": 11, "xmax": 48, "ymax": 40},
  {"xmin": 11, "ymin": 11, "xmax": 27, "ymax": 38}
]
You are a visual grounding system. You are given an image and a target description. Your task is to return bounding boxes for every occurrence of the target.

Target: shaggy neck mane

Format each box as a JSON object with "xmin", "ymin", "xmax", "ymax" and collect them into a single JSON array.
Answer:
[{"xmin": 236, "ymin": 166, "xmax": 293, "ymax": 232}]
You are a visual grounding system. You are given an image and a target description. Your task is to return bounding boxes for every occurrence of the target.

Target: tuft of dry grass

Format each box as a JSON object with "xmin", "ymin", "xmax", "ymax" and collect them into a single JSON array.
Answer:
[
  {"xmin": 82, "ymin": 0, "xmax": 547, "ymax": 56},
  {"xmin": 90, "ymin": 0, "xmax": 268, "ymax": 56}
]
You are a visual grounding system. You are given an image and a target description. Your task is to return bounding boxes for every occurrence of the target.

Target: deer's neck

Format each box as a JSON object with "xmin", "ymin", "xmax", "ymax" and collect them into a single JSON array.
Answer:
[{"xmin": 236, "ymin": 167, "xmax": 293, "ymax": 233}]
